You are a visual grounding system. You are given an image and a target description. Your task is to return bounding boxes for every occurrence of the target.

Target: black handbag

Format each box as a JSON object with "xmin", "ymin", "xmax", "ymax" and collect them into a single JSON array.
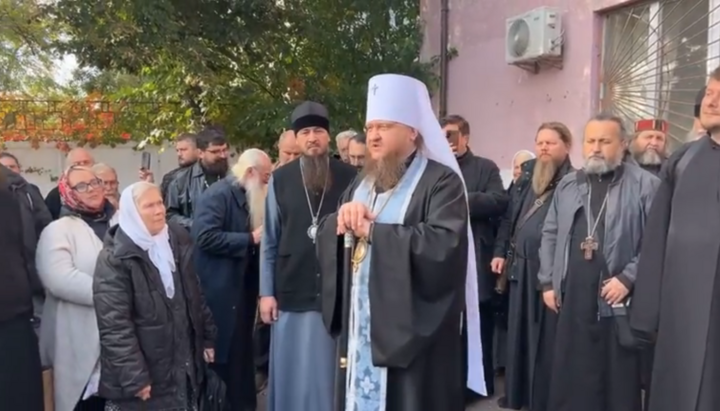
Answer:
[{"xmin": 199, "ymin": 366, "xmax": 227, "ymax": 411}]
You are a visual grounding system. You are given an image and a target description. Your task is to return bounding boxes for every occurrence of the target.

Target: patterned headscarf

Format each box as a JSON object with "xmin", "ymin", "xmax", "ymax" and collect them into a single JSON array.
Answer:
[{"xmin": 58, "ymin": 165, "xmax": 106, "ymax": 214}]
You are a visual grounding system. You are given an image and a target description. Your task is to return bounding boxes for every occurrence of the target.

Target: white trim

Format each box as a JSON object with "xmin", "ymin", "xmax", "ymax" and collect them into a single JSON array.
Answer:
[
  {"xmin": 708, "ymin": 0, "xmax": 720, "ymax": 75},
  {"xmin": 645, "ymin": 2, "xmax": 662, "ymax": 117}
]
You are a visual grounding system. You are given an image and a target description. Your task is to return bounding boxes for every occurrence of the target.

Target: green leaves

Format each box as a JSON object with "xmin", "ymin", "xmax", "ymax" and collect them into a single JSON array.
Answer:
[
  {"xmin": 49, "ymin": 0, "xmax": 439, "ymax": 148},
  {"xmin": 0, "ymin": 0, "xmax": 60, "ymax": 94}
]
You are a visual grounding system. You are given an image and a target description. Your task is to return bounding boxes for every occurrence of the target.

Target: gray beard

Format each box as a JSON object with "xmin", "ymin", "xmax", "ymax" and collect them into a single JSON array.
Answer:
[
  {"xmin": 532, "ymin": 159, "xmax": 559, "ymax": 195},
  {"xmin": 301, "ymin": 154, "xmax": 330, "ymax": 193},
  {"xmin": 584, "ymin": 156, "xmax": 621, "ymax": 175},
  {"xmin": 634, "ymin": 149, "xmax": 663, "ymax": 166}
]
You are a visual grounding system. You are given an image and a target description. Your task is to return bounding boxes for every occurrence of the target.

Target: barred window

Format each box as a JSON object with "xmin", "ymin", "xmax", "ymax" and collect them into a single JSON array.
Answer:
[{"xmin": 600, "ymin": 0, "xmax": 718, "ymax": 147}]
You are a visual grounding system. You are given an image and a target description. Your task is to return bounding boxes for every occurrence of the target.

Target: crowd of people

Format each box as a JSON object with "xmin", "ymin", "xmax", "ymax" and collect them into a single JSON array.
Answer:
[{"xmin": 1, "ymin": 69, "xmax": 720, "ymax": 411}]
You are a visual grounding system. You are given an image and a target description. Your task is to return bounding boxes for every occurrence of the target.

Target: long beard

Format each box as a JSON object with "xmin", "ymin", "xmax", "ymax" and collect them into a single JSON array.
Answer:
[
  {"xmin": 301, "ymin": 154, "xmax": 330, "ymax": 192},
  {"xmin": 203, "ymin": 158, "xmax": 229, "ymax": 176},
  {"xmin": 634, "ymin": 148, "xmax": 663, "ymax": 165},
  {"xmin": 532, "ymin": 158, "xmax": 559, "ymax": 195},
  {"xmin": 245, "ymin": 178, "xmax": 268, "ymax": 230},
  {"xmin": 362, "ymin": 152, "xmax": 407, "ymax": 192},
  {"xmin": 584, "ymin": 155, "xmax": 621, "ymax": 175}
]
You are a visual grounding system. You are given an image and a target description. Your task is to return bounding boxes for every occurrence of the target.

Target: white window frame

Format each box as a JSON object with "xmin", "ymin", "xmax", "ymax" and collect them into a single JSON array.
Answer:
[
  {"xmin": 708, "ymin": 0, "xmax": 720, "ymax": 75},
  {"xmin": 645, "ymin": 2, "xmax": 662, "ymax": 118}
]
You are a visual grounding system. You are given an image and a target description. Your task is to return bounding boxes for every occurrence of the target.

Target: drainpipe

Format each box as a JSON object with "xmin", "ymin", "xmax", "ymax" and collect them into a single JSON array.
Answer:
[{"xmin": 439, "ymin": 0, "xmax": 450, "ymax": 118}]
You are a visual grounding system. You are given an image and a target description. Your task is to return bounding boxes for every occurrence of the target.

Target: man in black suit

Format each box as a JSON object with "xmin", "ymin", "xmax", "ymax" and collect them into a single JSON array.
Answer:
[{"xmin": 441, "ymin": 115, "xmax": 509, "ymax": 402}]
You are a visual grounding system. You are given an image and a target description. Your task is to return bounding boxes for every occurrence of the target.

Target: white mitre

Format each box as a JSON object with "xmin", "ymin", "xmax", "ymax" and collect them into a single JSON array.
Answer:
[{"xmin": 365, "ymin": 74, "xmax": 487, "ymax": 395}]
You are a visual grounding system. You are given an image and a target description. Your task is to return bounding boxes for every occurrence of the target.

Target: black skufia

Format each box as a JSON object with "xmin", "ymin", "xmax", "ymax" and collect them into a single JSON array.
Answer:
[{"xmin": 199, "ymin": 367, "xmax": 227, "ymax": 411}]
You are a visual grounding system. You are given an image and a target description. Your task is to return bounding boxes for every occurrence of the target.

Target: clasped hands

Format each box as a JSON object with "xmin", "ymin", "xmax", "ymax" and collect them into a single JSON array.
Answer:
[
  {"xmin": 543, "ymin": 276, "xmax": 629, "ymax": 313},
  {"xmin": 336, "ymin": 201, "xmax": 373, "ymax": 238}
]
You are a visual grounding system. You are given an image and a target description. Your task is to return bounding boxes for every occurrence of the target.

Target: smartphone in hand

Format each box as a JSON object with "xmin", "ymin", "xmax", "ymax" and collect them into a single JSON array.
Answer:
[{"xmin": 141, "ymin": 152, "xmax": 152, "ymax": 170}]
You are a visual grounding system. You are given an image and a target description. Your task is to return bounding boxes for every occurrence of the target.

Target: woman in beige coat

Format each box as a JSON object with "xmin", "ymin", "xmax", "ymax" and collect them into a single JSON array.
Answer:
[{"xmin": 36, "ymin": 165, "xmax": 116, "ymax": 411}]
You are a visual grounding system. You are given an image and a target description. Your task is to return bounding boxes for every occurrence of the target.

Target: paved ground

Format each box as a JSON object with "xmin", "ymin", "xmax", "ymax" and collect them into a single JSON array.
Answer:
[{"xmin": 256, "ymin": 378, "xmax": 507, "ymax": 410}]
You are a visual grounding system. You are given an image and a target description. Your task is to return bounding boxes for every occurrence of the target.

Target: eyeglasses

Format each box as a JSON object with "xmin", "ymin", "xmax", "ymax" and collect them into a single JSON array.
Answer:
[{"xmin": 71, "ymin": 178, "xmax": 102, "ymax": 193}]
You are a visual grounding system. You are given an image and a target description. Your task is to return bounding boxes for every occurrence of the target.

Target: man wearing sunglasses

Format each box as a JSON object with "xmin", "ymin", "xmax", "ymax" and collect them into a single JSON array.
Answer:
[{"xmin": 440, "ymin": 114, "xmax": 509, "ymax": 404}]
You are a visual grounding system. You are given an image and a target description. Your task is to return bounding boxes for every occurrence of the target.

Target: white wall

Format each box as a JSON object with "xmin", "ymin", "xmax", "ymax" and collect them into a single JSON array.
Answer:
[{"xmin": 4, "ymin": 142, "xmax": 181, "ymax": 196}]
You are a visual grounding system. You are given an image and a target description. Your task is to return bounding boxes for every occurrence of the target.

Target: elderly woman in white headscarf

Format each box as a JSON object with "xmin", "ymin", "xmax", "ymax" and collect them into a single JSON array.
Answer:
[
  {"xmin": 93, "ymin": 182, "xmax": 216, "ymax": 411},
  {"xmin": 511, "ymin": 150, "xmax": 536, "ymax": 184}
]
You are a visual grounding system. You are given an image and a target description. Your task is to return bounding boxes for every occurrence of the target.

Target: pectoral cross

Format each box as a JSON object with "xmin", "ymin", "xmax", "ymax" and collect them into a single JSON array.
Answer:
[{"xmin": 581, "ymin": 236, "xmax": 599, "ymax": 260}]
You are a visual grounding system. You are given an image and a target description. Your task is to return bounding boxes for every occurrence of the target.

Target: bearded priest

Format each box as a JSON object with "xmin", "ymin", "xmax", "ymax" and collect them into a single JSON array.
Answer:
[{"xmin": 316, "ymin": 74, "xmax": 485, "ymax": 411}]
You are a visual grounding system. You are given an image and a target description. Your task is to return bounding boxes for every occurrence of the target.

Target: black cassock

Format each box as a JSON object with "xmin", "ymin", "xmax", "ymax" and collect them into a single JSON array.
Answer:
[
  {"xmin": 503, "ymin": 190, "xmax": 558, "ymax": 411},
  {"xmin": 631, "ymin": 136, "xmax": 720, "ymax": 411},
  {"xmin": 496, "ymin": 158, "xmax": 572, "ymax": 411},
  {"xmin": 316, "ymin": 159, "xmax": 470, "ymax": 411},
  {"xmin": 547, "ymin": 173, "xmax": 641, "ymax": 411}
]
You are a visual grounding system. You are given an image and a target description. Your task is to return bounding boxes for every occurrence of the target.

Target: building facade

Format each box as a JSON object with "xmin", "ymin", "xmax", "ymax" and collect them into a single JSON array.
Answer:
[{"xmin": 422, "ymin": 0, "xmax": 719, "ymax": 181}]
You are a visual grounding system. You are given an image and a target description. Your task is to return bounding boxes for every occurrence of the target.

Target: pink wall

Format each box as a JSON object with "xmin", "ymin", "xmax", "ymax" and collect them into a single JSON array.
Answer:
[{"xmin": 421, "ymin": 0, "xmax": 639, "ymax": 170}]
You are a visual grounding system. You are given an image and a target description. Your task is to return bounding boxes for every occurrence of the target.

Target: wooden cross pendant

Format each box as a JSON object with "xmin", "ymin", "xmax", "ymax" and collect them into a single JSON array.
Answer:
[{"xmin": 581, "ymin": 236, "xmax": 599, "ymax": 260}]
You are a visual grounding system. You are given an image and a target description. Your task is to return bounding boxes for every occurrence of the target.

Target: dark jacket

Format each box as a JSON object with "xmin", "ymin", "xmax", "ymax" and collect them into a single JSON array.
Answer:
[
  {"xmin": 93, "ymin": 223, "xmax": 216, "ymax": 401},
  {"xmin": 2, "ymin": 166, "xmax": 52, "ymax": 296},
  {"xmin": 191, "ymin": 175, "xmax": 257, "ymax": 364},
  {"xmin": 456, "ymin": 151, "xmax": 509, "ymax": 302},
  {"xmin": 538, "ymin": 163, "xmax": 660, "ymax": 302},
  {"xmin": 160, "ymin": 164, "xmax": 193, "ymax": 200},
  {"xmin": 0, "ymin": 170, "xmax": 33, "ymax": 322},
  {"xmin": 493, "ymin": 158, "xmax": 573, "ymax": 261},
  {"xmin": 44, "ymin": 185, "xmax": 62, "ymax": 220},
  {"xmin": 165, "ymin": 162, "xmax": 221, "ymax": 229}
]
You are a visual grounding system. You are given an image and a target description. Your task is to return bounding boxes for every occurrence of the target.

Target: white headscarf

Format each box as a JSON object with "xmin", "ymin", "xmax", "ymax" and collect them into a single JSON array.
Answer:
[
  {"xmin": 118, "ymin": 182, "xmax": 176, "ymax": 298},
  {"xmin": 365, "ymin": 74, "xmax": 485, "ymax": 395},
  {"xmin": 512, "ymin": 149, "xmax": 536, "ymax": 169}
]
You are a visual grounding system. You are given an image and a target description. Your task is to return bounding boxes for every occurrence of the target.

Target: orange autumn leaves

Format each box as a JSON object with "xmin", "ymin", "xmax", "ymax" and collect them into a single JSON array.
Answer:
[{"xmin": 0, "ymin": 94, "xmax": 134, "ymax": 149}]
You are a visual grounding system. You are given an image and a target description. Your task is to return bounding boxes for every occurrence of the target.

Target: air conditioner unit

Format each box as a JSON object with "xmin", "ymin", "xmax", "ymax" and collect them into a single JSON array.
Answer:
[{"xmin": 505, "ymin": 6, "xmax": 562, "ymax": 65}]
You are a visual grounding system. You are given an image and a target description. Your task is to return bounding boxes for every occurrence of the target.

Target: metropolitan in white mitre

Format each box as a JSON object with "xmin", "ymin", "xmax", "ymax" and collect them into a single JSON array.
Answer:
[{"xmin": 316, "ymin": 74, "xmax": 485, "ymax": 411}]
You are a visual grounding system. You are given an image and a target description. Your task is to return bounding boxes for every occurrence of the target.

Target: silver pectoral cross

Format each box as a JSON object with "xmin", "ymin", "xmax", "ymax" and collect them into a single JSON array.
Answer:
[{"xmin": 307, "ymin": 217, "xmax": 319, "ymax": 243}]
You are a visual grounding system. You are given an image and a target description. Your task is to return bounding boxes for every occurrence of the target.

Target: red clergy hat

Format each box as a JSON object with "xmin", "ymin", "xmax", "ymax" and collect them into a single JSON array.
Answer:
[{"xmin": 634, "ymin": 119, "xmax": 668, "ymax": 133}]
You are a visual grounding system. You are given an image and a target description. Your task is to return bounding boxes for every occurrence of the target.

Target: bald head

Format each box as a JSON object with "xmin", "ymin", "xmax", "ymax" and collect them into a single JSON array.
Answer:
[
  {"xmin": 66, "ymin": 148, "xmax": 94, "ymax": 168},
  {"xmin": 277, "ymin": 130, "xmax": 301, "ymax": 167}
]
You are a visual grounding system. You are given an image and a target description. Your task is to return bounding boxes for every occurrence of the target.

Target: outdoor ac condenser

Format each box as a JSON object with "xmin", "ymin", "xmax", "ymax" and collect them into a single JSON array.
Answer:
[{"xmin": 505, "ymin": 6, "xmax": 563, "ymax": 65}]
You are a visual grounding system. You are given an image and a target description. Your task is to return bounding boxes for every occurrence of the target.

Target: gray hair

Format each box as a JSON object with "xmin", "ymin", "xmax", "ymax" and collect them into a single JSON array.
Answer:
[
  {"xmin": 588, "ymin": 112, "xmax": 628, "ymax": 141},
  {"xmin": 335, "ymin": 130, "xmax": 357, "ymax": 143},
  {"xmin": 92, "ymin": 162, "xmax": 116, "ymax": 175}
]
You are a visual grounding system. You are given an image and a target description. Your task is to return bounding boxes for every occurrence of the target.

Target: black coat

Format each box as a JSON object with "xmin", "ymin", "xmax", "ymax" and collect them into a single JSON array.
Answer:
[
  {"xmin": 191, "ymin": 176, "xmax": 257, "ymax": 364},
  {"xmin": 1, "ymin": 165, "xmax": 52, "ymax": 296},
  {"xmin": 93, "ymin": 222, "xmax": 216, "ymax": 401},
  {"xmin": 456, "ymin": 151, "xmax": 509, "ymax": 302}
]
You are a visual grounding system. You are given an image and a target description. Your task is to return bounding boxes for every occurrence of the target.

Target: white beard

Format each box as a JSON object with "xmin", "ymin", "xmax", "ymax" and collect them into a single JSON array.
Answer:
[{"xmin": 245, "ymin": 178, "xmax": 268, "ymax": 230}]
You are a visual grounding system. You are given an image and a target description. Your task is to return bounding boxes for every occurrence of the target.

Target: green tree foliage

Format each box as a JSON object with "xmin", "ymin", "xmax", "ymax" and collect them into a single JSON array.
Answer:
[
  {"xmin": 49, "ymin": 0, "xmax": 438, "ymax": 148},
  {"xmin": 0, "ymin": 0, "xmax": 60, "ymax": 93}
]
